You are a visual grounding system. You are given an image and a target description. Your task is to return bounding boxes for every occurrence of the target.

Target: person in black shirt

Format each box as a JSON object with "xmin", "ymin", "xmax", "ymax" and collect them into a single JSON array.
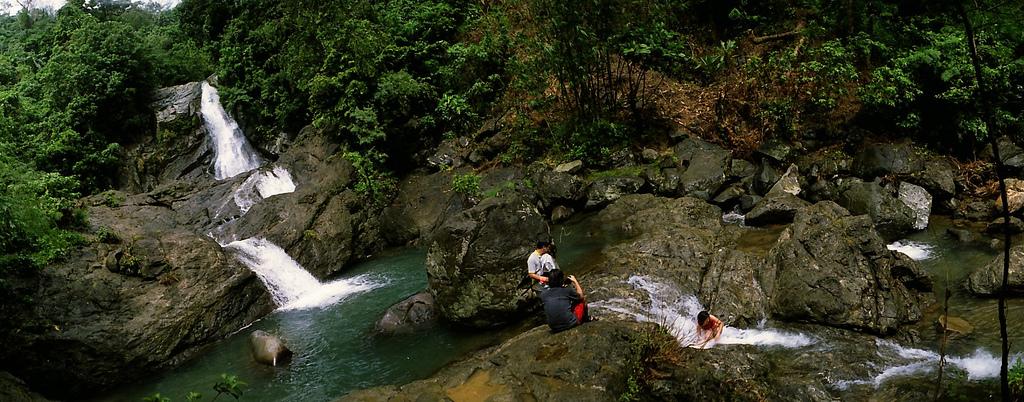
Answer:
[{"xmin": 539, "ymin": 269, "xmax": 593, "ymax": 332}]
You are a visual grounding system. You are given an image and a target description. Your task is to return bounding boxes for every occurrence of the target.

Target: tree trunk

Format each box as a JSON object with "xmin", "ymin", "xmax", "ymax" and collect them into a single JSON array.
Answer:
[{"xmin": 957, "ymin": 4, "xmax": 1011, "ymax": 401}]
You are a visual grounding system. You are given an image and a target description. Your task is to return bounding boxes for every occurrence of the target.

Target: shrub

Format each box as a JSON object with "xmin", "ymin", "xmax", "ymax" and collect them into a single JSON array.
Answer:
[{"xmin": 451, "ymin": 172, "xmax": 482, "ymax": 197}]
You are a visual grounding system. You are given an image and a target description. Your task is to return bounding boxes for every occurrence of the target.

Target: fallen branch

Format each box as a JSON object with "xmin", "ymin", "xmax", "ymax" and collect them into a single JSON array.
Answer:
[{"xmin": 752, "ymin": 21, "xmax": 806, "ymax": 44}]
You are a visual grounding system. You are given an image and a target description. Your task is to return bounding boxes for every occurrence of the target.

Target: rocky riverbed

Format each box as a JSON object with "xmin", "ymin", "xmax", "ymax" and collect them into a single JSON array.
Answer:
[{"xmin": 3, "ymin": 81, "xmax": 1022, "ymax": 400}]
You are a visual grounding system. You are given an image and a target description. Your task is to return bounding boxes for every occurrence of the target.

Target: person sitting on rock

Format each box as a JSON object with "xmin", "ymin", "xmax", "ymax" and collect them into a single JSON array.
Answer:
[
  {"xmin": 540, "ymin": 269, "xmax": 593, "ymax": 333},
  {"xmin": 526, "ymin": 241, "xmax": 556, "ymax": 287},
  {"xmin": 696, "ymin": 310, "xmax": 724, "ymax": 348}
]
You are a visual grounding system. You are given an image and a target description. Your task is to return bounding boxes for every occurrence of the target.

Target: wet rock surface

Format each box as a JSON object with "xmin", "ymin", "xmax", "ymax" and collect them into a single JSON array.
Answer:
[
  {"xmin": 1, "ymin": 205, "xmax": 274, "ymax": 397},
  {"xmin": 374, "ymin": 291, "xmax": 438, "ymax": 335},
  {"xmin": 766, "ymin": 201, "xmax": 930, "ymax": 334},
  {"xmin": 425, "ymin": 195, "xmax": 550, "ymax": 328},
  {"xmin": 339, "ymin": 321, "xmax": 645, "ymax": 402},
  {"xmin": 250, "ymin": 330, "xmax": 293, "ymax": 366},
  {"xmin": 966, "ymin": 243, "xmax": 1024, "ymax": 295}
]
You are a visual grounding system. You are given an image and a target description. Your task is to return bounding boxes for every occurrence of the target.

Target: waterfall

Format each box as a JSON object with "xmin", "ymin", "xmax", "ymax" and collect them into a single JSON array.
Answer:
[
  {"xmin": 225, "ymin": 238, "xmax": 383, "ymax": 311},
  {"xmin": 592, "ymin": 275, "xmax": 814, "ymax": 349},
  {"xmin": 200, "ymin": 82, "xmax": 263, "ymax": 180},
  {"xmin": 200, "ymin": 81, "xmax": 366, "ymax": 311}
]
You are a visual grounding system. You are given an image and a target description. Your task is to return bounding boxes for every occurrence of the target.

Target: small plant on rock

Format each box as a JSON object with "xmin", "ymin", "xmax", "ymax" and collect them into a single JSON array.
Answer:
[{"xmin": 451, "ymin": 173, "xmax": 482, "ymax": 197}]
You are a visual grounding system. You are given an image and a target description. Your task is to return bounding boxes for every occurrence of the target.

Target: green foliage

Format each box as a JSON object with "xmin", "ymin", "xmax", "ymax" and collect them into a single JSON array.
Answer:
[
  {"xmin": 451, "ymin": 172, "xmax": 481, "ymax": 197},
  {"xmin": 557, "ymin": 118, "xmax": 627, "ymax": 164},
  {"xmin": 201, "ymin": 0, "xmax": 508, "ymax": 168},
  {"xmin": 481, "ymin": 180, "xmax": 519, "ymax": 199},
  {"xmin": 343, "ymin": 150, "xmax": 397, "ymax": 207},
  {"xmin": 142, "ymin": 394, "xmax": 171, "ymax": 402},
  {"xmin": 95, "ymin": 226, "xmax": 120, "ymax": 244},
  {"xmin": 212, "ymin": 374, "xmax": 246, "ymax": 400},
  {"xmin": 619, "ymin": 324, "xmax": 681, "ymax": 402},
  {"xmin": 527, "ymin": 0, "xmax": 685, "ymax": 120},
  {"xmin": 140, "ymin": 374, "xmax": 243, "ymax": 401},
  {"xmin": 1011, "ymin": 359, "xmax": 1024, "ymax": 398}
]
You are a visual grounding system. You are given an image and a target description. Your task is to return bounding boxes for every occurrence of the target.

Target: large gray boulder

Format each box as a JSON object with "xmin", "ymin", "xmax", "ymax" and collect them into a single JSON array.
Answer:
[
  {"xmin": 765, "ymin": 201, "xmax": 930, "ymax": 334},
  {"xmin": 913, "ymin": 158, "xmax": 957, "ymax": 200},
  {"xmin": 425, "ymin": 195, "xmax": 549, "ymax": 328},
  {"xmin": 374, "ymin": 292, "xmax": 438, "ymax": 335},
  {"xmin": 898, "ymin": 181, "xmax": 932, "ymax": 230},
  {"xmin": 966, "ymin": 244, "xmax": 1024, "ymax": 296},
  {"xmin": 837, "ymin": 180, "xmax": 917, "ymax": 238},
  {"xmin": 745, "ymin": 192, "xmax": 811, "ymax": 226},
  {"xmin": 533, "ymin": 169, "xmax": 585, "ymax": 210},
  {"xmin": 0, "ymin": 372, "xmax": 50, "ymax": 402},
  {"xmin": 589, "ymin": 195, "xmax": 768, "ymax": 326},
  {"xmin": 852, "ymin": 142, "xmax": 924, "ymax": 179},
  {"xmin": 249, "ymin": 330, "xmax": 293, "ymax": 366},
  {"xmin": 584, "ymin": 175, "xmax": 645, "ymax": 209},
  {"xmin": 674, "ymin": 137, "xmax": 731, "ymax": 199}
]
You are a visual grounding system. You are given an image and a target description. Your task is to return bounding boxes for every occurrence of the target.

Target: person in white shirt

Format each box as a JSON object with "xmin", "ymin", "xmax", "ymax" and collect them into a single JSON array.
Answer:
[{"xmin": 527, "ymin": 241, "xmax": 554, "ymax": 285}]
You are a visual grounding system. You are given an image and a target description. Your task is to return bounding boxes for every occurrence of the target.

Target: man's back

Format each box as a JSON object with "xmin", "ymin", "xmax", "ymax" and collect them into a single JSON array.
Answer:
[{"xmin": 540, "ymin": 286, "xmax": 579, "ymax": 332}]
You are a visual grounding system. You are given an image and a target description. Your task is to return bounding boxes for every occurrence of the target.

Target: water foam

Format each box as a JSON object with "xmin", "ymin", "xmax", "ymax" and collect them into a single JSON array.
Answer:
[
  {"xmin": 834, "ymin": 339, "xmax": 1014, "ymax": 389},
  {"xmin": 201, "ymin": 82, "xmax": 263, "ymax": 179},
  {"xmin": 886, "ymin": 240, "xmax": 935, "ymax": 261},
  {"xmin": 225, "ymin": 238, "xmax": 382, "ymax": 310},
  {"xmin": 233, "ymin": 166, "xmax": 297, "ymax": 213},
  {"xmin": 592, "ymin": 275, "xmax": 814, "ymax": 349}
]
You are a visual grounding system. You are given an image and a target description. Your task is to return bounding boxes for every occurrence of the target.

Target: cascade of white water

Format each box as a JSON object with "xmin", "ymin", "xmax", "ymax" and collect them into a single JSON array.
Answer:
[
  {"xmin": 886, "ymin": 239, "xmax": 935, "ymax": 261},
  {"xmin": 233, "ymin": 166, "xmax": 297, "ymax": 214},
  {"xmin": 202, "ymin": 82, "xmax": 362, "ymax": 312},
  {"xmin": 833, "ymin": 339, "xmax": 1018, "ymax": 389},
  {"xmin": 592, "ymin": 275, "xmax": 814, "ymax": 349},
  {"xmin": 225, "ymin": 238, "xmax": 383, "ymax": 310},
  {"xmin": 200, "ymin": 82, "xmax": 263, "ymax": 180}
]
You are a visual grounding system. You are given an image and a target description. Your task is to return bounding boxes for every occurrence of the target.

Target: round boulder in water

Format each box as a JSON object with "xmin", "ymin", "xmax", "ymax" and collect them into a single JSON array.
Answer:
[{"xmin": 249, "ymin": 330, "xmax": 293, "ymax": 367}]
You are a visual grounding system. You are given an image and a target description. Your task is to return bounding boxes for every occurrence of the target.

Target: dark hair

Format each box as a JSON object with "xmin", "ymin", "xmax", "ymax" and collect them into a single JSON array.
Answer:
[
  {"xmin": 697, "ymin": 311, "xmax": 710, "ymax": 325},
  {"xmin": 537, "ymin": 240, "xmax": 551, "ymax": 249},
  {"xmin": 547, "ymin": 269, "xmax": 565, "ymax": 288}
]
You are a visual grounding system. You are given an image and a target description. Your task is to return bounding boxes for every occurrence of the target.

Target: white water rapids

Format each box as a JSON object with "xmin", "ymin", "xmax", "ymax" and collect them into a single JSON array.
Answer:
[
  {"xmin": 834, "ymin": 339, "xmax": 1017, "ymax": 390},
  {"xmin": 233, "ymin": 165, "xmax": 297, "ymax": 214},
  {"xmin": 593, "ymin": 274, "xmax": 1014, "ymax": 390},
  {"xmin": 593, "ymin": 275, "xmax": 814, "ymax": 349},
  {"xmin": 887, "ymin": 239, "xmax": 936, "ymax": 261},
  {"xmin": 225, "ymin": 238, "xmax": 383, "ymax": 310}
]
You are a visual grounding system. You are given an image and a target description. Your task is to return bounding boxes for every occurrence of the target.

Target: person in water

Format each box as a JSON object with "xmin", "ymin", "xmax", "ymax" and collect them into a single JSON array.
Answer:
[
  {"xmin": 526, "ymin": 241, "xmax": 556, "ymax": 286},
  {"xmin": 540, "ymin": 269, "xmax": 594, "ymax": 332},
  {"xmin": 696, "ymin": 310, "xmax": 724, "ymax": 347}
]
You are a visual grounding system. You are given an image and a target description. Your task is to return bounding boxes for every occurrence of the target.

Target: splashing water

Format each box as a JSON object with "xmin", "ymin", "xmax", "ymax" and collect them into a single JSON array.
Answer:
[
  {"xmin": 201, "ymin": 82, "xmax": 263, "ymax": 179},
  {"xmin": 234, "ymin": 166, "xmax": 297, "ymax": 213},
  {"xmin": 833, "ymin": 339, "xmax": 1017, "ymax": 389},
  {"xmin": 592, "ymin": 275, "xmax": 814, "ymax": 349},
  {"xmin": 886, "ymin": 240, "xmax": 935, "ymax": 261},
  {"xmin": 225, "ymin": 238, "xmax": 383, "ymax": 310}
]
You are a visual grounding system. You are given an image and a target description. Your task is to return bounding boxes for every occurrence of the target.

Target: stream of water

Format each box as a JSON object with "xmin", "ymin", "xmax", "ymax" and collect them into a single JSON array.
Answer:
[
  {"xmin": 100, "ymin": 87, "xmax": 1022, "ymax": 400},
  {"xmin": 98, "ymin": 249, "xmax": 513, "ymax": 402}
]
